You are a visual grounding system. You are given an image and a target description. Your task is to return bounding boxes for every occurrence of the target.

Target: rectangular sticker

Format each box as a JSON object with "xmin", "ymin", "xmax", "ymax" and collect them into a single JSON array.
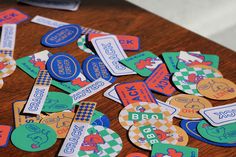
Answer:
[
  {"xmin": 0, "ymin": 125, "xmax": 12, "ymax": 148},
  {"xmin": 91, "ymin": 35, "xmax": 136, "ymax": 76},
  {"xmin": 199, "ymin": 102, "xmax": 236, "ymax": 126},
  {"xmin": 103, "ymin": 83, "xmax": 122, "ymax": 103},
  {"xmin": 145, "ymin": 63, "xmax": 176, "ymax": 96},
  {"xmin": 23, "ymin": 70, "xmax": 52, "ymax": 115},
  {"xmin": 139, "ymin": 125, "xmax": 160, "ymax": 146},
  {"xmin": 0, "ymin": 8, "xmax": 28, "ymax": 26},
  {"xmin": 115, "ymin": 81, "xmax": 157, "ymax": 106},
  {"xmin": 70, "ymin": 78, "xmax": 111, "ymax": 104},
  {"xmin": 162, "ymin": 52, "xmax": 179, "ymax": 73},
  {"xmin": 156, "ymin": 99, "xmax": 180, "ymax": 117}
]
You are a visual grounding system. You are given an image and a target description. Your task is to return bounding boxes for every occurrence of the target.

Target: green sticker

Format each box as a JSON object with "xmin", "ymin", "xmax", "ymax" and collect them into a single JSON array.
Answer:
[
  {"xmin": 42, "ymin": 92, "xmax": 73, "ymax": 113},
  {"xmin": 128, "ymin": 112, "xmax": 163, "ymax": 121},
  {"xmin": 151, "ymin": 143, "xmax": 198, "ymax": 157},
  {"xmin": 162, "ymin": 52, "xmax": 179, "ymax": 73},
  {"xmin": 139, "ymin": 125, "xmax": 160, "ymax": 146},
  {"xmin": 120, "ymin": 51, "xmax": 162, "ymax": 77},
  {"xmin": 11, "ymin": 123, "xmax": 57, "ymax": 152},
  {"xmin": 197, "ymin": 120, "xmax": 236, "ymax": 144}
]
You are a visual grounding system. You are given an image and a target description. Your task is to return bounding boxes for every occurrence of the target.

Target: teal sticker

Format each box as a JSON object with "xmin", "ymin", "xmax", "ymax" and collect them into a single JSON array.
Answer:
[
  {"xmin": 128, "ymin": 112, "xmax": 163, "ymax": 121},
  {"xmin": 151, "ymin": 143, "xmax": 198, "ymax": 157},
  {"xmin": 139, "ymin": 125, "xmax": 160, "ymax": 146},
  {"xmin": 162, "ymin": 52, "xmax": 179, "ymax": 73},
  {"xmin": 11, "ymin": 123, "xmax": 57, "ymax": 152},
  {"xmin": 197, "ymin": 120, "xmax": 236, "ymax": 144},
  {"xmin": 42, "ymin": 92, "xmax": 73, "ymax": 113}
]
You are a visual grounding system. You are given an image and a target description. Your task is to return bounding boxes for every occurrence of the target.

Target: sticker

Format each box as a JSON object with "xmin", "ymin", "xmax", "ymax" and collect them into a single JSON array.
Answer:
[
  {"xmin": 91, "ymin": 110, "xmax": 110, "ymax": 128},
  {"xmin": 0, "ymin": 8, "xmax": 28, "ymax": 26},
  {"xmin": 91, "ymin": 35, "xmax": 135, "ymax": 76},
  {"xmin": 0, "ymin": 125, "xmax": 12, "ymax": 148},
  {"xmin": 199, "ymin": 102, "xmax": 236, "ymax": 126},
  {"xmin": 82, "ymin": 55, "xmax": 116, "ymax": 83},
  {"xmin": 151, "ymin": 143, "xmax": 198, "ymax": 157},
  {"xmin": 0, "ymin": 79, "xmax": 3, "ymax": 89},
  {"xmin": 103, "ymin": 83, "xmax": 122, "ymax": 103},
  {"xmin": 115, "ymin": 81, "xmax": 157, "ymax": 106},
  {"xmin": 180, "ymin": 119, "xmax": 236, "ymax": 147},
  {"xmin": 70, "ymin": 78, "xmax": 111, "ymax": 104},
  {"xmin": 77, "ymin": 125, "xmax": 123, "ymax": 157},
  {"xmin": 42, "ymin": 92, "xmax": 73, "ymax": 113},
  {"xmin": 197, "ymin": 78, "xmax": 236, "ymax": 100},
  {"xmin": 119, "ymin": 102, "xmax": 172, "ymax": 130},
  {"xmin": 128, "ymin": 119, "xmax": 188, "ymax": 150},
  {"xmin": 155, "ymin": 99, "xmax": 180, "ymax": 117},
  {"xmin": 162, "ymin": 52, "xmax": 179, "ymax": 73},
  {"xmin": 46, "ymin": 52, "xmax": 80, "ymax": 81},
  {"xmin": 120, "ymin": 51, "xmax": 162, "ymax": 77},
  {"xmin": 11, "ymin": 123, "xmax": 57, "ymax": 152},
  {"xmin": 172, "ymin": 67, "xmax": 223, "ymax": 96},
  {"xmin": 23, "ymin": 70, "xmax": 52, "ymax": 115},
  {"xmin": 58, "ymin": 102, "xmax": 96, "ymax": 156},
  {"xmin": 166, "ymin": 94, "xmax": 212, "ymax": 120},
  {"xmin": 13, "ymin": 100, "xmax": 43, "ymax": 127},
  {"xmin": 77, "ymin": 35, "xmax": 95, "ymax": 54},
  {"xmin": 126, "ymin": 152, "xmax": 148, "ymax": 157},
  {"xmin": 88, "ymin": 34, "xmax": 140, "ymax": 51},
  {"xmin": 178, "ymin": 51, "xmax": 202, "ymax": 64},
  {"xmin": 189, "ymin": 65, "xmax": 222, "ymax": 76},
  {"xmin": 197, "ymin": 120, "xmax": 236, "ymax": 144},
  {"xmin": 16, "ymin": 50, "xmax": 90, "ymax": 93},
  {"xmin": 145, "ymin": 63, "xmax": 176, "ymax": 96},
  {"xmin": 41, "ymin": 24, "xmax": 82, "ymax": 48},
  {"xmin": 0, "ymin": 53, "xmax": 16, "ymax": 78}
]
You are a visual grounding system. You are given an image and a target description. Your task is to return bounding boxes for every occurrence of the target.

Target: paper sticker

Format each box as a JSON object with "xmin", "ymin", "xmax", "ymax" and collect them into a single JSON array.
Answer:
[
  {"xmin": 197, "ymin": 120, "xmax": 236, "ymax": 144},
  {"xmin": 199, "ymin": 102, "xmax": 236, "ymax": 126},
  {"xmin": 70, "ymin": 78, "xmax": 111, "ymax": 104},
  {"xmin": 128, "ymin": 119, "xmax": 188, "ymax": 150},
  {"xmin": 155, "ymin": 99, "xmax": 180, "ymax": 117},
  {"xmin": 197, "ymin": 78, "xmax": 236, "ymax": 100},
  {"xmin": 91, "ymin": 35, "xmax": 135, "ymax": 76},
  {"xmin": 0, "ymin": 53, "xmax": 16, "ymax": 78},
  {"xmin": 24, "ymin": 70, "xmax": 52, "ymax": 115},
  {"xmin": 166, "ymin": 94, "xmax": 212, "ymax": 120},
  {"xmin": 115, "ymin": 81, "xmax": 157, "ymax": 106},
  {"xmin": 82, "ymin": 55, "xmax": 116, "ymax": 83},
  {"xmin": 0, "ymin": 125, "xmax": 12, "ymax": 148},
  {"xmin": 41, "ymin": 24, "xmax": 82, "ymax": 48},
  {"xmin": 16, "ymin": 50, "xmax": 90, "ymax": 93},
  {"xmin": 77, "ymin": 35, "xmax": 95, "ymax": 54},
  {"xmin": 145, "ymin": 63, "xmax": 175, "ymax": 96},
  {"xmin": 0, "ymin": 8, "xmax": 28, "ymax": 26},
  {"xmin": 42, "ymin": 92, "xmax": 73, "ymax": 113},
  {"xmin": 120, "ymin": 51, "xmax": 162, "ymax": 77},
  {"xmin": 119, "ymin": 102, "xmax": 172, "ymax": 130},
  {"xmin": 151, "ymin": 143, "xmax": 198, "ymax": 157},
  {"xmin": 91, "ymin": 110, "xmax": 110, "ymax": 128},
  {"xmin": 177, "ymin": 51, "xmax": 203, "ymax": 66},
  {"xmin": 189, "ymin": 65, "xmax": 222, "ymax": 76},
  {"xmin": 162, "ymin": 52, "xmax": 179, "ymax": 73},
  {"xmin": 180, "ymin": 119, "xmax": 236, "ymax": 147},
  {"xmin": 172, "ymin": 67, "xmax": 222, "ymax": 96},
  {"xmin": 103, "ymin": 83, "xmax": 121, "ymax": 103},
  {"xmin": 88, "ymin": 34, "xmax": 140, "ymax": 51},
  {"xmin": 126, "ymin": 152, "xmax": 148, "ymax": 157}
]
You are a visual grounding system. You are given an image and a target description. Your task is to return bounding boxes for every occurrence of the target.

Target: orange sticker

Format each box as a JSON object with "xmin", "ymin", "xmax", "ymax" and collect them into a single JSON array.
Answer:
[
  {"xmin": 189, "ymin": 65, "xmax": 223, "ymax": 76},
  {"xmin": 0, "ymin": 8, "xmax": 28, "ymax": 26},
  {"xmin": 0, "ymin": 125, "xmax": 12, "ymax": 147},
  {"xmin": 166, "ymin": 94, "xmax": 212, "ymax": 119},
  {"xmin": 197, "ymin": 78, "xmax": 236, "ymax": 100}
]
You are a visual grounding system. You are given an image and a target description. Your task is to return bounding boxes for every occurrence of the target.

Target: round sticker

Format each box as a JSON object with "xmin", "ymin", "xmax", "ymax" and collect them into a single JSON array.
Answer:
[
  {"xmin": 126, "ymin": 152, "xmax": 148, "ymax": 157},
  {"xmin": 11, "ymin": 123, "xmax": 57, "ymax": 152},
  {"xmin": 77, "ymin": 35, "xmax": 94, "ymax": 54},
  {"xmin": 91, "ymin": 110, "xmax": 110, "ymax": 128},
  {"xmin": 41, "ymin": 24, "xmax": 82, "ymax": 48},
  {"xmin": 197, "ymin": 78, "xmax": 236, "ymax": 100},
  {"xmin": 0, "ymin": 53, "xmax": 16, "ymax": 78},
  {"xmin": 172, "ymin": 67, "xmax": 223, "ymax": 96},
  {"xmin": 128, "ymin": 119, "xmax": 188, "ymax": 150},
  {"xmin": 77, "ymin": 125, "xmax": 123, "ymax": 157},
  {"xmin": 42, "ymin": 92, "xmax": 73, "ymax": 112},
  {"xmin": 166, "ymin": 94, "xmax": 212, "ymax": 119},
  {"xmin": 46, "ymin": 52, "xmax": 80, "ymax": 81},
  {"xmin": 119, "ymin": 102, "xmax": 172, "ymax": 130},
  {"xmin": 82, "ymin": 55, "xmax": 116, "ymax": 83},
  {"xmin": 0, "ymin": 79, "xmax": 3, "ymax": 89},
  {"xmin": 197, "ymin": 120, "xmax": 236, "ymax": 144},
  {"xmin": 189, "ymin": 65, "xmax": 223, "ymax": 76}
]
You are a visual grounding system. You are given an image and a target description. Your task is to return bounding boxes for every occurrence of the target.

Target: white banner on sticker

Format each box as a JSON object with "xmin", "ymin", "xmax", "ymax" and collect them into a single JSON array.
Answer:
[
  {"xmin": 104, "ymin": 83, "xmax": 121, "ymax": 103},
  {"xmin": 179, "ymin": 51, "xmax": 203, "ymax": 63}
]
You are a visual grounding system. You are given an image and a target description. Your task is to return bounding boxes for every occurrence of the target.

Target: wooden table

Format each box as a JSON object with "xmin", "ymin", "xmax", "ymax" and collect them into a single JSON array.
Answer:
[{"xmin": 1, "ymin": 0, "xmax": 236, "ymax": 157}]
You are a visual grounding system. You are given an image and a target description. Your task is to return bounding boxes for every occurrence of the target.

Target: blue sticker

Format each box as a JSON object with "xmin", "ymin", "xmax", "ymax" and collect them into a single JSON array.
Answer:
[
  {"xmin": 46, "ymin": 52, "xmax": 80, "ymax": 81},
  {"xmin": 82, "ymin": 55, "xmax": 116, "ymax": 83},
  {"xmin": 41, "ymin": 24, "xmax": 82, "ymax": 48},
  {"xmin": 180, "ymin": 120, "xmax": 236, "ymax": 147},
  {"xmin": 92, "ymin": 115, "xmax": 110, "ymax": 128}
]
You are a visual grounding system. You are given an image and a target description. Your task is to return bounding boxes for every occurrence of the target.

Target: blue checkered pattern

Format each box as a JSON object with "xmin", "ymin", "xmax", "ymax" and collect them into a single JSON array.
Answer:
[
  {"xmin": 0, "ymin": 49, "xmax": 13, "ymax": 57},
  {"xmin": 75, "ymin": 102, "xmax": 96, "ymax": 123},
  {"xmin": 35, "ymin": 70, "xmax": 52, "ymax": 86}
]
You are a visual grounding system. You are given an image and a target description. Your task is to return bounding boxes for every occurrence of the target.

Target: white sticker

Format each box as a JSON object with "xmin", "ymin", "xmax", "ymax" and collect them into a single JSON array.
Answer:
[
  {"xmin": 70, "ymin": 78, "xmax": 111, "ymax": 104},
  {"xmin": 91, "ymin": 35, "xmax": 136, "ymax": 76},
  {"xmin": 104, "ymin": 83, "xmax": 121, "ymax": 103},
  {"xmin": 155, "ymin": 99, "xmax": 180, "ymax": 117},
  {"xmin": 178, "ymin": 51, "xmax": 203, "ymax": 63},
  {"xmin": 199, "ymin": 102, "xmax": 236, "ymax": 126}
]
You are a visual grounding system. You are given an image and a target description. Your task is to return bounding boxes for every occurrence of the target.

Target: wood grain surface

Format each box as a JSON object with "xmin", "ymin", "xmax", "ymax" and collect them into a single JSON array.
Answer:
[{"xmin": 0, "ymin": 0, "xmax": 236, "ymax": 157}]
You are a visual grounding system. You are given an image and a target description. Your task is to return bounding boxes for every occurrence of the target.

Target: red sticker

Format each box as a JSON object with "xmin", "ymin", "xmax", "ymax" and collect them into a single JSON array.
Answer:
[
  {"xmin": 0, "ymin": 125, "xmax": 12, "ymax": 147},
  {"xmin": 115, "ymin": 81, "xmax": 157, "ymax": 106},
  {"xmin": 88, "ymin": 34, "xmax": 140, "ymax": 51},
  {"xmin": 0, "ymin": 8, "xmax": 29, "ymax": 26},
  {"xmin": 145, "ymin": 63, "xmax": 176, "ymax": 96}
]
